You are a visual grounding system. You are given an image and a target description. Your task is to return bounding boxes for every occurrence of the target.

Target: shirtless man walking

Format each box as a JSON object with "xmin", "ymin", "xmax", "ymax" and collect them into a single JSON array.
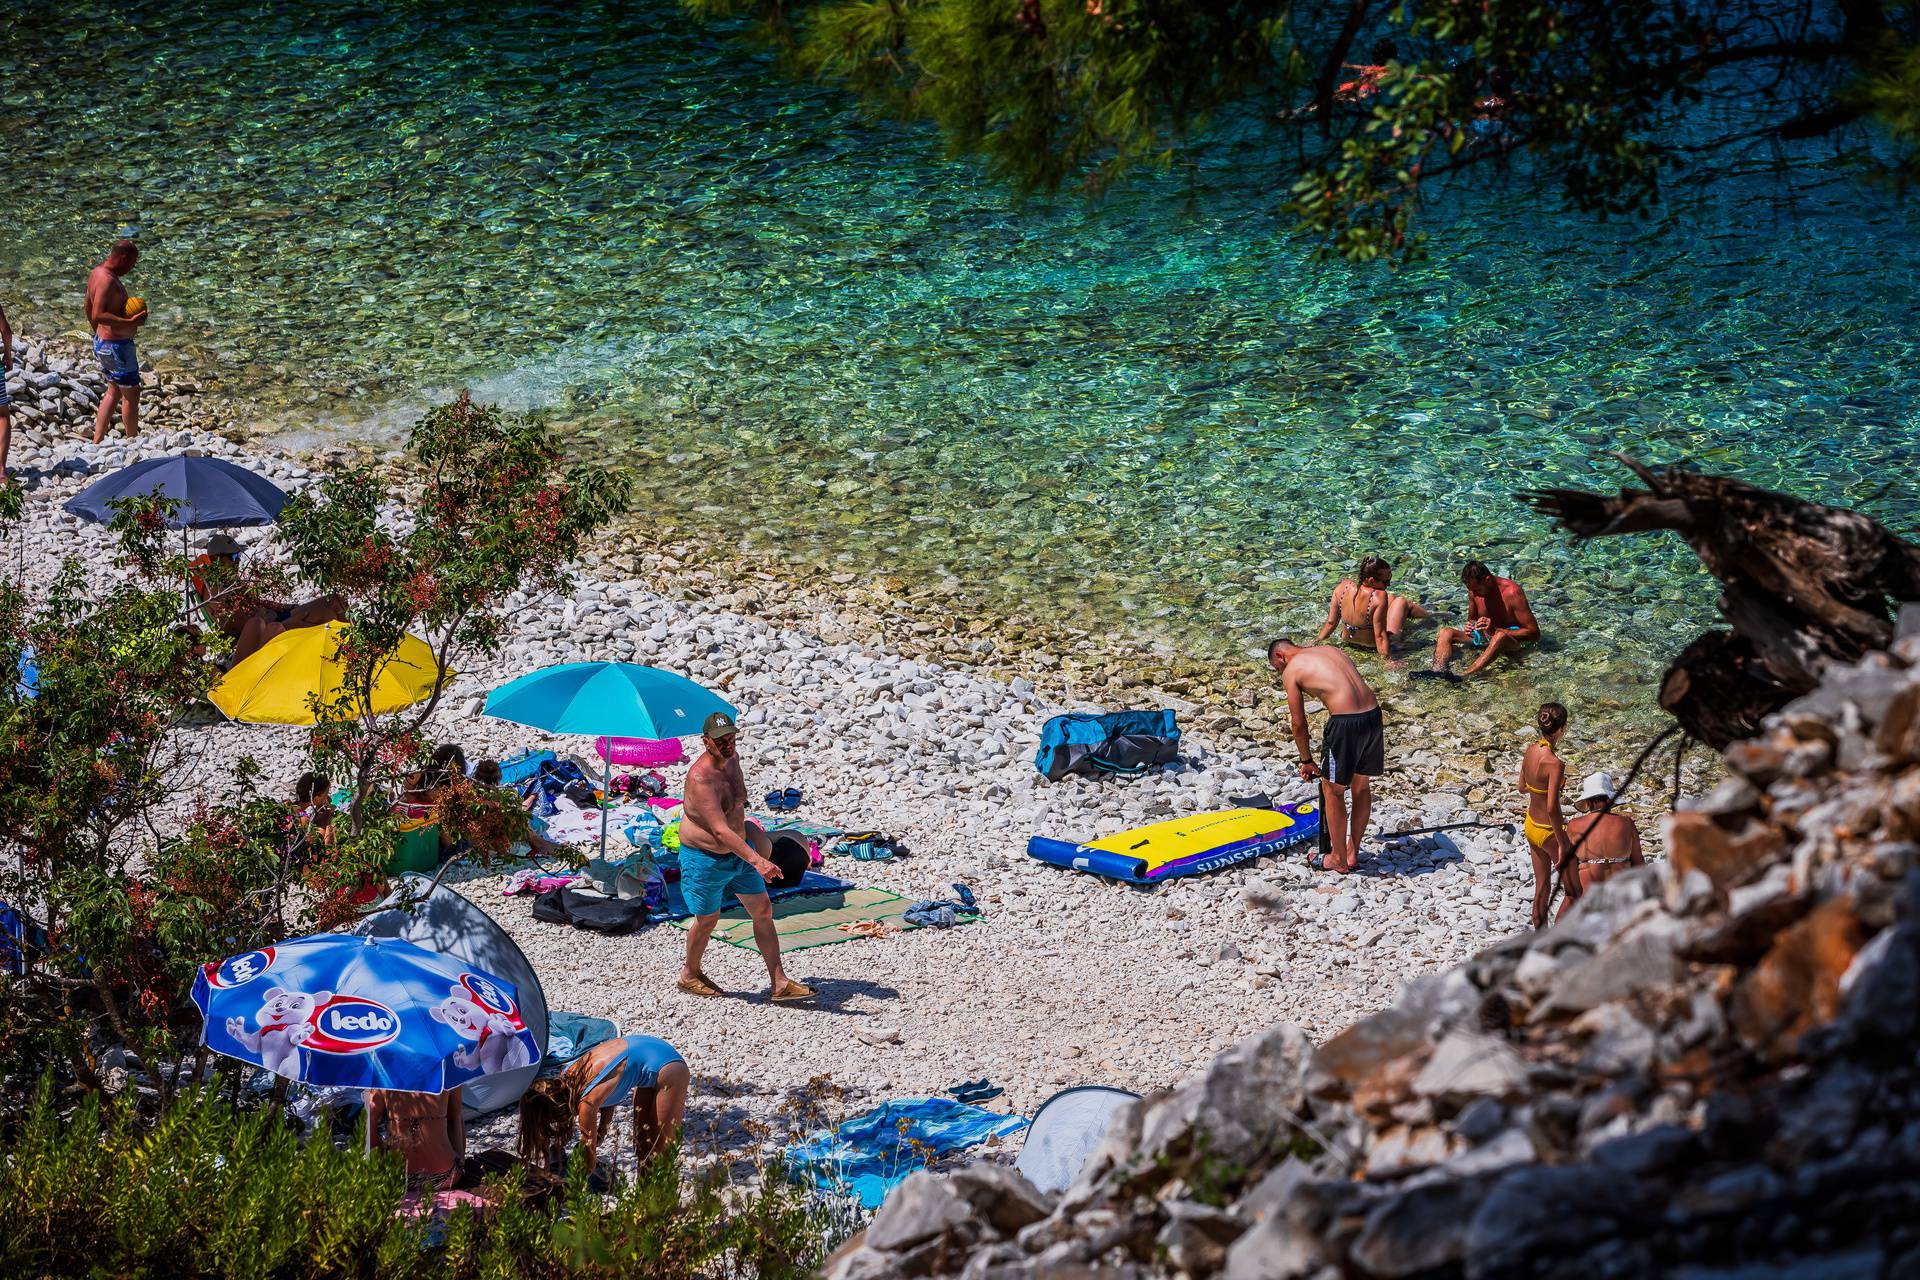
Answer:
[
  {"xmin": 84, "ymin": 239, "xmax": 147, "ymax": 444},
  {"xmin": 1556, "ymin": 772, "xmax": 1643, "ymax": 922},
  {"xmin": 676, "ymin": 712, "xmax": 815, "ymax": 1003},
  {"xmin": 1268, "ymin": 640, "xmax": 1384, "ymax": 875}
]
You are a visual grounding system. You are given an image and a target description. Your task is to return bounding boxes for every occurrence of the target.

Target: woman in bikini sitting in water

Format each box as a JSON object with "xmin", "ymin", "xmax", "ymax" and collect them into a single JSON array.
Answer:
[
  {"xmin": 1519, "ymin": 702, "xmax": 1570, "ymax": 931},
  {"xmin": 1316, "ymin": 555, "xmax": 1431, "ymax": 670}
]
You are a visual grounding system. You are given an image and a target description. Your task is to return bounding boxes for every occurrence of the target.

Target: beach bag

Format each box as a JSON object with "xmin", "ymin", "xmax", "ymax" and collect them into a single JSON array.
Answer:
[
  {"xmin": 531, "ymin": 887, "xmax": 651, "ymax": 934},
  {"xmin": 1034, "ymin": 710, "xmax": 1181, "ymax": 781}
]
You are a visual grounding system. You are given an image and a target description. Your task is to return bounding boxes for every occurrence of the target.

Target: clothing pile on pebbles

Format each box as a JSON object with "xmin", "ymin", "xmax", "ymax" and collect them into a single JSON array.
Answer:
[{"xmin": 6, "ymin": 366, "xmax": 1672, "ymax": 1182}]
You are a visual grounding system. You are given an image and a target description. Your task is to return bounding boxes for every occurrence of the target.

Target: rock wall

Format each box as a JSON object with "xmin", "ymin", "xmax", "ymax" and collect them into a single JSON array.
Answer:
[
  {"xmin": 4, "ymin": 334, "xmax": 237, "ymax": 460},
  {"xmin": 829, "ymin": 618, "xmax": 1920, "ymax": 1279}
]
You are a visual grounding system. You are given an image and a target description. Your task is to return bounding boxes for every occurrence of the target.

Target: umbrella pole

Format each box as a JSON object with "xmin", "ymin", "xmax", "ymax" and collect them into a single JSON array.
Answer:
[{"xmin": 599, "ymin": 750, "xmax": 611, "ymax": 865}]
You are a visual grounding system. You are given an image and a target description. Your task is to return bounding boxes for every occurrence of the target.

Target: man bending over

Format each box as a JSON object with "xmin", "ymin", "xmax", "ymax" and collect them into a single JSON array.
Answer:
[{"xmin": 1268, "ymin": 640, "xmax": 1384, "ymax": 875}]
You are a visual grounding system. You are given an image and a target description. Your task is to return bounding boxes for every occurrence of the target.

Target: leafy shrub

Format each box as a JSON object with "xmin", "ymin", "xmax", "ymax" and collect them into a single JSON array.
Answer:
[{"xmin": 0, "ymin": 1081, "xmax": 839, "ymax": 1279}]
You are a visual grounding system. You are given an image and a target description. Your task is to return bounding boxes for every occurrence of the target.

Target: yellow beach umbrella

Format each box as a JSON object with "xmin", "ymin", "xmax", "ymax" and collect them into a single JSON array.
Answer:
[{"xmin": 210, "ymin": 623, "xmax": 450, "ymax": 725}]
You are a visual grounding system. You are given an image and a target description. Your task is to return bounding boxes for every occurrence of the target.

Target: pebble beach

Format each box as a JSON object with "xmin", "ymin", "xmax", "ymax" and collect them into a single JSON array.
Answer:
[{"xmin": 5, "ymin": 332, "xmax": 1707, "ymax": 1175}]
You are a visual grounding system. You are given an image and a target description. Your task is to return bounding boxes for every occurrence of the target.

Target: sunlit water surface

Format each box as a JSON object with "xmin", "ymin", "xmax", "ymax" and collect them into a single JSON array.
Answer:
[{"xmin": 5, "ymin": 0, "xmax": 1916, "ymax": 745}]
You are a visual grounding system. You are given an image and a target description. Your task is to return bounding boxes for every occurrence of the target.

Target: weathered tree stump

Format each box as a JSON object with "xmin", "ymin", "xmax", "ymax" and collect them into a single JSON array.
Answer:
[{"xmin": 1520, "ymin": 457, "xmax": 1920, "ymax": 747}]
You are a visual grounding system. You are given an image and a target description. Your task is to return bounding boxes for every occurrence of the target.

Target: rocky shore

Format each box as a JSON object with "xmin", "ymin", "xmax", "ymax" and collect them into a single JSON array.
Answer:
[
  {"xmin": 6, "ymin": 337, "xmax": 1712, "ymax": 1174},
  {"xmin": 822, "ymin": 619, "xmax": 1920, "ymax": 1277}
]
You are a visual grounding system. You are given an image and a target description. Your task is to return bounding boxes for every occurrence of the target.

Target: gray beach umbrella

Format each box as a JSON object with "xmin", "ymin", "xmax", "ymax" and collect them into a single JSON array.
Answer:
[{"xmin": 63, "ymin": 453, "xmax": 289, "ymax": 607}]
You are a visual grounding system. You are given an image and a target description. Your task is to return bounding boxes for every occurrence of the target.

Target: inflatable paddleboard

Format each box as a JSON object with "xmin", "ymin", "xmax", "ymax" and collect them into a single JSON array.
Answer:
[{"xmin": 1027, "ymin": 803, "xmax": 1321, "ymax": 882}]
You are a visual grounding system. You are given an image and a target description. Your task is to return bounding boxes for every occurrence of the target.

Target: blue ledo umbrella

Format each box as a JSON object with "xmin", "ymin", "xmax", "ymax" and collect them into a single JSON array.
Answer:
[
  {"xmin": 484, "ymin": 662, "xmax": 736, "ymax": 860},
  {"xmin": 192, "ymin": 933, "xmax": 541, "ymax": 1094},
  {"xmin": 64, "ymin": 454, "xmax": 288, "ymax": 529}
]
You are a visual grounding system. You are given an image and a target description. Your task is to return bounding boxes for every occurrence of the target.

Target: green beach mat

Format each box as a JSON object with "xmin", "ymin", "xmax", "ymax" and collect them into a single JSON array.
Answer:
[{"xmin": 671, "ymin": 887, "xmax": 972, "ymax": 952}]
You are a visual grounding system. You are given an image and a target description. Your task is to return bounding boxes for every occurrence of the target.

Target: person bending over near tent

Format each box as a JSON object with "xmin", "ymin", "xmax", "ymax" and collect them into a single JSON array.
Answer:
[
  {"xmin": 1425, "ymin": 559, "xmax": 1540, "ymax": 680},
  {"xmin": 1558, "ymin": 772, "xmax": 1642, "ymax": 922},
  {"xmin": 1268, "ymin": 640, "xmax": 1384, "ymax": 875},
  {"xmin": 677, "ymin": 711, "xmax": 815, "ymax": 1003},
  {"xmin": 1315, "ymin": 555, "xmax": 1430, "ymax": 670},
  {"xmin": 368, "ymin": 1085, "xmax": 465, "ymax": 1200},
  {"xmin": 85, "ymin": 238, "xmax": 146, "ymax": 445},
  {"xmin": 519, "ymin": 1034, "xmax": 688, "ymax": 1180}
]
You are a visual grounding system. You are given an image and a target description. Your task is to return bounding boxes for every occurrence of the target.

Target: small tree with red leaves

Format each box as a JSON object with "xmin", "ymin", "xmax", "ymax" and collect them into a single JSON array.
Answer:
[{"xmin": 274, "ymin": 395, "xmax": 630, "ymax": 892}]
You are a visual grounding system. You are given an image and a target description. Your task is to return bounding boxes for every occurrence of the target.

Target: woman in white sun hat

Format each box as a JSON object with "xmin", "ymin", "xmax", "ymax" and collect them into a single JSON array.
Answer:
[{"xmin": 1558, "ymin": 771, "xmax": 1644, "ymax": 922}]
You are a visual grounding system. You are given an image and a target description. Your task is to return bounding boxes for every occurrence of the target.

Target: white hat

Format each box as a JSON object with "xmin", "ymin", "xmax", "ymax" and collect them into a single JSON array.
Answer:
[{"xmin": 1578, "ymin": 772, "xmax": 1616, "ymax": 804}]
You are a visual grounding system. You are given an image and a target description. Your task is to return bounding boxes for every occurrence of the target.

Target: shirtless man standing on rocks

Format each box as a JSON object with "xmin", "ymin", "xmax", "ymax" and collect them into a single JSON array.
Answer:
[
  {"xmin": 677, "ymin": 711, "xmax": 815, "ymax": 1003},
  {"xmin": 84, "ymin": 239, "xmax": 147, "ymax": 445},
  {"xmin": 1269, "ymin": 640, "xmax": 1384, "ymax": 875}
]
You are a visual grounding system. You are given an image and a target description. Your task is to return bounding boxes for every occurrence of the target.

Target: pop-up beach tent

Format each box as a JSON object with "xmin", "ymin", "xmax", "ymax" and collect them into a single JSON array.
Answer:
[
  {"xmin": 1015, "ymin": 1085, "xmax": 1140, "ymax": 1193},
  {"xmin": 352, "ymin": 875, "xmax": 548, "ymax": 1117}
]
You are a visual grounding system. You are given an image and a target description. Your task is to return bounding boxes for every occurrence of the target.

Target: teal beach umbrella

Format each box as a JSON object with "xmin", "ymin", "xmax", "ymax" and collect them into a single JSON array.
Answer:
[{"xmin": 482, "ymin": 662, "xmax": 735, "ymax": 861}]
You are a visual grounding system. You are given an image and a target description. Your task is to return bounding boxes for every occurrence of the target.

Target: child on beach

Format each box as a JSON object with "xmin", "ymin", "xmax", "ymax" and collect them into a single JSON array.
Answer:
[{"xmin": 518, "ymin": 1034, "xmax": 689, "ymax": 1179}]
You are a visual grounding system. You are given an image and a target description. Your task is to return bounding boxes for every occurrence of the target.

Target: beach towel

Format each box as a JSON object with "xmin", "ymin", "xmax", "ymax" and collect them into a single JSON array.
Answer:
[
  {"xmin": 785, "ymin": 1098, "xmax": 1028, "ymax": 1209},
  {"xmin": 539, "ymin": 1012, "xmax": 618, "ymax": 1077},
  {"xmin": 670, "ymin": 885, "xmax": 973, "ymax": 950},
  {"xmin": 653, "ymin": 870, "xmax": 855, "ymax": 923},
  {"xmin": 496, "ymin": 749, "xmax": 557, "ymax": 788}
]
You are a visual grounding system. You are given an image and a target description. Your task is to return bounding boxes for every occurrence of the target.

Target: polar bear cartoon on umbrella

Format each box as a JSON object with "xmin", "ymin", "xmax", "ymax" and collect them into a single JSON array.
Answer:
[
  {"xmin": 227, "ymin": 986, "xmax": 331, "ymax": 1077},
  {"xmin": 431, "ymin": 984, "xmax": 533, "ymax": 1075}
]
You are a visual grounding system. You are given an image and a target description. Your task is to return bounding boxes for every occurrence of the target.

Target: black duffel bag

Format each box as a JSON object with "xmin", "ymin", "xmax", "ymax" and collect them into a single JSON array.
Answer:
[{"xmin": 531, "ymin": 886, "xmax": 651, "ymax": 934}]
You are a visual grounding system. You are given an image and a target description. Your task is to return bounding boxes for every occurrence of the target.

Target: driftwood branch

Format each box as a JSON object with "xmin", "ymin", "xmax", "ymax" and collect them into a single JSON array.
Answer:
[{"xmin": 1520, "ymin": 458, "xmax": 1920, "ymax": 748}]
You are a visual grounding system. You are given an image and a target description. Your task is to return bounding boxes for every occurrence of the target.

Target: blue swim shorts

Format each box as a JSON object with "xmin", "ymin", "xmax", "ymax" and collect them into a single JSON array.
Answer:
[
  {"xmin": 94, "ymin": 337, "xmax": 141, "ymax": 388},
  {"xmin": 677, "ymin": 844, "xmax": 768, "ymax": 917}
]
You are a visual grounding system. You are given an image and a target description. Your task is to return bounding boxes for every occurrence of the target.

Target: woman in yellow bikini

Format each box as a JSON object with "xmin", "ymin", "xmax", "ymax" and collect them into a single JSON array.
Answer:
[{"xmin": 1519, "ymin": 702, "xmax": 1569, "ymax": 930}]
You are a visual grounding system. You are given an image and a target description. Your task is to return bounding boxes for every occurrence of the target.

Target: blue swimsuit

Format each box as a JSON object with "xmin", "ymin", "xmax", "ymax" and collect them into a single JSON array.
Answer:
[{"xmin": 582, "ymin": 1035, "xmax": 683, "ymax": 1105}]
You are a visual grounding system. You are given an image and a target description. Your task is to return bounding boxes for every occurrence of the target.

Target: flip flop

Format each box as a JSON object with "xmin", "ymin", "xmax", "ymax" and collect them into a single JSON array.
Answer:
[
  {"xmin": 952, "ymin": 882, "xmax": 978, "ymax": 912},
  {"xmin": 677, "ymin": 973, "xmax": 725, "ymax": 998},
  {"xmin": 771, "ymin": 979, "xmax": 817, "ymax": 1002},
  {"xmin": 781, "ymin": 786, "xmax": 803, "ymax": 809},
  {"xmin": 764, "ymin": 790, "xmax": 788, "ymax": 811}
]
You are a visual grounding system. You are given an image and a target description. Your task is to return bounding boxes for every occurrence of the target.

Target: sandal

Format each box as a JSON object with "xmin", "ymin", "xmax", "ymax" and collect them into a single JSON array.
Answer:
[
  {"xmin": 781, "ymin": 786, "xmax": 802, "ymax": 810},
  {"xmin": 770, "ymin": 979, "xmax": 817, "ymax": 1002},
  {"xmin": 677, "ymin": 972, "xmax": 725, "ymax": 998}
]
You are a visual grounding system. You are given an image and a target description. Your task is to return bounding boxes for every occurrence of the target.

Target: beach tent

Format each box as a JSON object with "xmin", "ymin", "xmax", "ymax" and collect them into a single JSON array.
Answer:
[
  {"xmin": 351, "ymin": 875, "xmax": 548, "ymax": 1117},
  {"xmin": 1014, "ymin": 1085, "xmax": 1140, "ymax": 1193}
]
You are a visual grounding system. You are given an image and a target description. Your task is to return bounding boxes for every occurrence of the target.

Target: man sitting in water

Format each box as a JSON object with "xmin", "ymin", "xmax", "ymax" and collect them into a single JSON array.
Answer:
[
  {"xmin": 1268, "ymin": 639, "xmax": 1384, "ymax": 875},
  {"xmin": 1314, "ymin": 555, "xmax": 1430, "ymax": 670},
  {"xmin": 1557, "ymin": 772, "xmax": 1643, "ymax": 922},
  {"xmin": 1424, "ymin": 559, "xmax": 1540, "ymax": 680}
]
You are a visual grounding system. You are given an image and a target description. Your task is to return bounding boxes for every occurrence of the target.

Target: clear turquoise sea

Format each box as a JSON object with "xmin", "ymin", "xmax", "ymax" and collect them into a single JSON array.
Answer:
[{"xmin": 5, "ymin": 1, "xmax": 1917, "ymax": 741}]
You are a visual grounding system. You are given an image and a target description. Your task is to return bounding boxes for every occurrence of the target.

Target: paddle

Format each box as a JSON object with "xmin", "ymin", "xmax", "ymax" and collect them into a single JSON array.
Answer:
[{"xmin": 1373, "ymin": 819, "xmax": 1516, "ymax": 841}]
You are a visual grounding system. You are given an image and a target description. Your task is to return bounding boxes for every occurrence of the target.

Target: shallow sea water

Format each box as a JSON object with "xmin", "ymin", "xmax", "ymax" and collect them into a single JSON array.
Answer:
[{"xmin": 4, "ymin": 0, "xmax": 1917, "ymax": 747}]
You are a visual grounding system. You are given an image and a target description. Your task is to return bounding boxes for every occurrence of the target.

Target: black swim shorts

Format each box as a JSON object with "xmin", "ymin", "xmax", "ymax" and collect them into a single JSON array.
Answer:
[{"xmin": 1321, "ymin": 706, "xmax": 1385, "ymax": 786}]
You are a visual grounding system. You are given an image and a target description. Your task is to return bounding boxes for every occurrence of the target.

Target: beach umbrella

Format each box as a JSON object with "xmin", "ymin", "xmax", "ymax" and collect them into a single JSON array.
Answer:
[
  {"xmin": 210, "ymin": 622, "xmax": 448, "ymax": 725},
  {"xmin": 63, "ymin": 454, "xmax": 289, "ymax": 607},
  {"xmin": 483, "ymin": 662, "xmax": 735, "ymax": 861},
  {"xmin": 64, "ymin": 454, "xmax": 288, "ymax": 528},
  {"xmin": 193, "ymin": 933, "xmax": 541, "ymax": 1093}
]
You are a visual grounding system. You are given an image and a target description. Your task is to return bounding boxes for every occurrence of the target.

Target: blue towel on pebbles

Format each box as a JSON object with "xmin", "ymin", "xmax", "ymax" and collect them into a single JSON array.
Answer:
[{"xmin": 785, "ymin": 1098, "xmax": 1028, "ymax": 1209}]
